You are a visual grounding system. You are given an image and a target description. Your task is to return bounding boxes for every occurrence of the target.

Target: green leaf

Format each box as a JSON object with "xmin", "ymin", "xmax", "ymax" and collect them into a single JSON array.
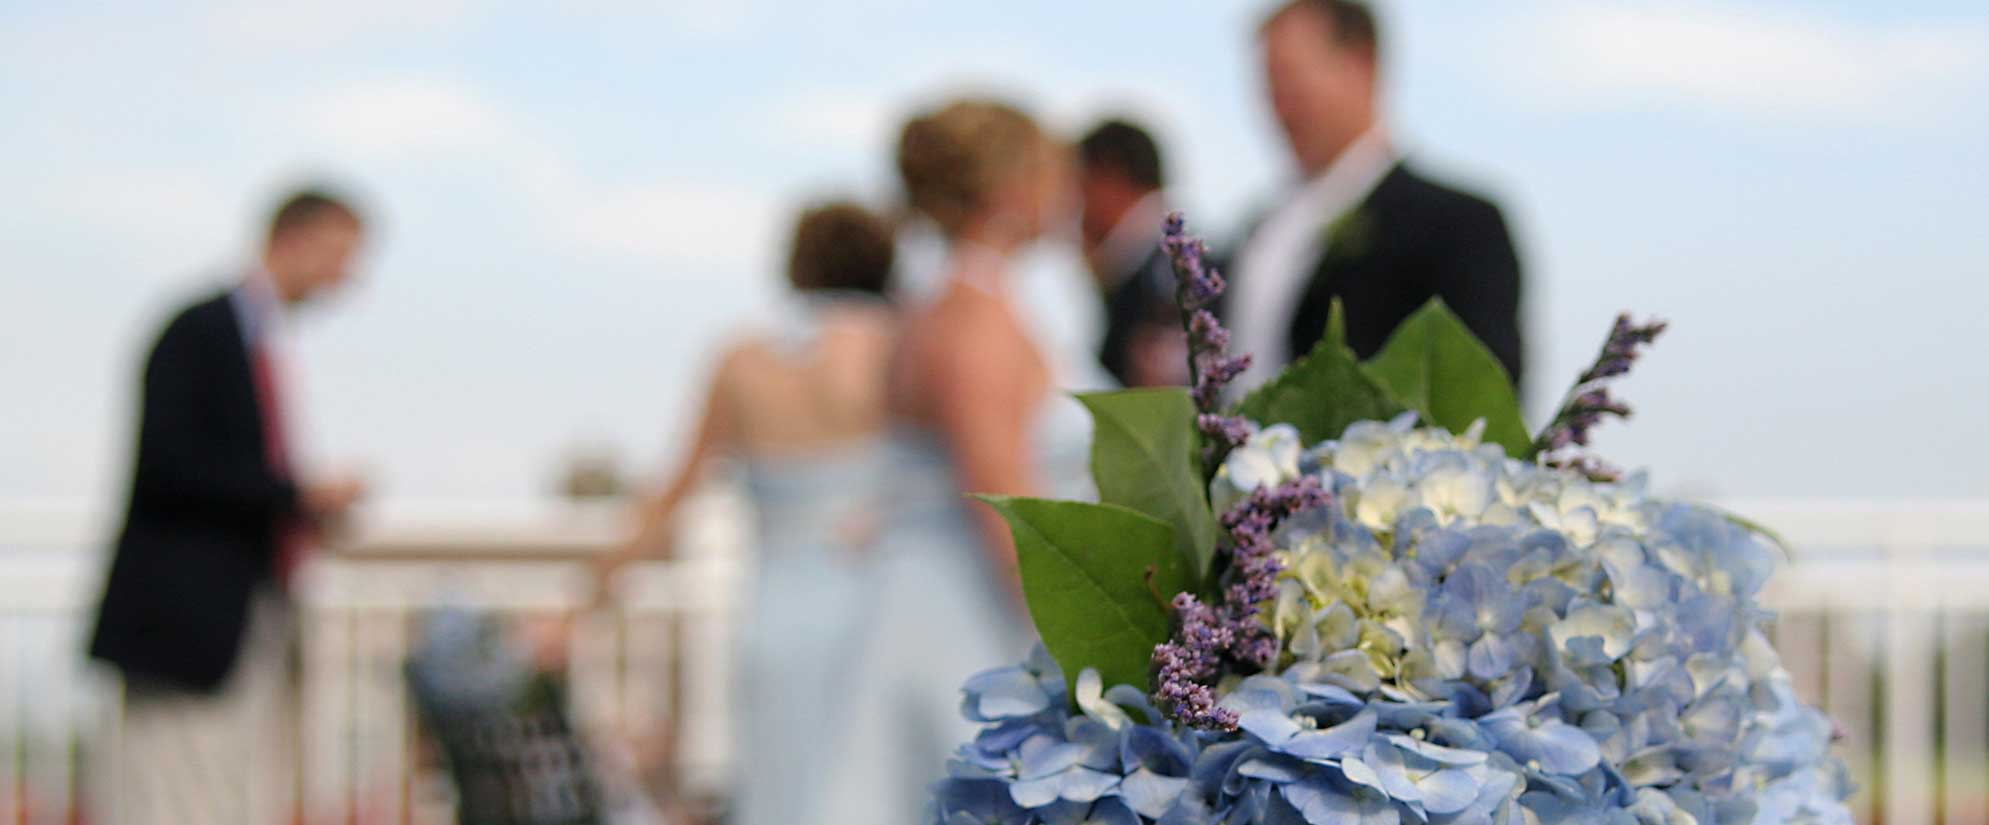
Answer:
[
  {"xmin": 1362, "ymin": 299, "xmax": 1533, "ymax": 458},
  {"xmin": 1077, "ymin": 389, "xmax": 1218, "ymax": 576},
  {"xmin": 1233, "ymin": 300, "xmax": 1407, "ymax": 446},
  {"xmin": 976, "ymin": 496, "xmax": 1193, "ymax": 697}
]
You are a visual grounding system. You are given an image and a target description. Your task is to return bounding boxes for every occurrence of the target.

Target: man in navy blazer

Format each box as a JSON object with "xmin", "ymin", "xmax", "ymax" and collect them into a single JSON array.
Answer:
[{"xmin": 87, "ymin": 189, "xmax": 366, "ymax": 823}]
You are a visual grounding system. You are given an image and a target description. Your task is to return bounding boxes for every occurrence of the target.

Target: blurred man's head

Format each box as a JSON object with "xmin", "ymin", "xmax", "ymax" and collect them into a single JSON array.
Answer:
[
  {"xmin": 1076, "ymin": 119, "xmax": 1166, "ymax": 257},
  {"xmin": 1260, "ymin": 0, "xmax": 1381, "ymax": 177},
  {"xmin": 262, "ymin": 189, "xmax": 364, "ymax": 304}
]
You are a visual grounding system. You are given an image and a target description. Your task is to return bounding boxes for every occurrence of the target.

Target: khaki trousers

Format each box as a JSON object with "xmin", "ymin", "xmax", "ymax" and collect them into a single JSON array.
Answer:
[{"xmin": 103, "ymin": 591, "xmax": 297, "ymax": 825}]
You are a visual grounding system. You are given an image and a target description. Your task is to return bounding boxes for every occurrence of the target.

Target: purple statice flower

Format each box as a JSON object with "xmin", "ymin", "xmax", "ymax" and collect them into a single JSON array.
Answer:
[
  {"xmin": 1219, "ymin": 478, "xmax": 1330, "ymax": 667},
  {"xmin": 1153, "ymin": 478, "xmax": 1331, "ymax": 730},
  {"xmin": 1197, "ymin": 413, "xmax": 1253, "ymax": 449},
  {"xmin": 1162, "ymin": 213, "xmax": 1253, "ymax": 454},
  {"xmin": 1148, "ymin": 212, "xmax": 1336, "ymax": 729},
  {"xmin": 1187, "ymin": 308, "xmax": 1229, "ymax": 351},
  {"xmin": 1152, "ymin": 594, "xmax": 1238, "ymax": 730},
  {"xmin": 1536, "ymin": 313, "xmax": 1666, "ymax": 481},
  {"xmin": 1161, "ymin": 213, "xmax": 1225, "ymax": 309},
  {"xmin": 1580, "ymin": 314, "xmax": 1668, "ymax": 384}
]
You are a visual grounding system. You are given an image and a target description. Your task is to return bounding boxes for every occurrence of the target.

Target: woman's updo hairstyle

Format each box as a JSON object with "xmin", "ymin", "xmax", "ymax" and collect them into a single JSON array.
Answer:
[
  {"xmin": 787, "ymin": 200, "xmax": 895, "ymax": 297},
  {"xmin": 895, "ymin": 98, "xmax": 1046, "ymax": 237}
]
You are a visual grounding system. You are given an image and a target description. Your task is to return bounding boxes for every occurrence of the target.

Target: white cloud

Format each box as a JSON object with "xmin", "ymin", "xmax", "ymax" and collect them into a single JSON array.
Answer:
[
  {"xmin": 560, "ymin": 183, "xmax": 780, "ymax": 269},
  {"xmin": 300, "ymin": 78, "xmax": 779, "ymax": 272},
  {"xmin": 0, "ymin": 0, "xmax": 477, "ymax": 75},
  {"xmin": 1489, "ymin": 2, "xmax": 1989, "ymax": 125},
  {"xmin": 30, "ymin": 169, "xmax": 240, "ymax": 268},
  {"xmin": 745, "ymin": 49, "xmax": 1212, "ymax": 157},
  {"xmin": 200, "ymin": 0, "xmax": 475, "ymax": 50},
  {"xmin": 563, "ymin": 0, "xmax": 914, "ymax": 39},
  {"xmin": 557, "ymin": 0, "xmax": 770, "ymax": 38},
  {"xmin": 310, "ymin": 79, "xmax": 521, "ymax": 157},
  {"xmin": 653, "ymin": 1, "xmax": 766, "ymax": 38},
  {"xmin": 762, "ymin": 93, "xmax": 903, "ymax": 152}
]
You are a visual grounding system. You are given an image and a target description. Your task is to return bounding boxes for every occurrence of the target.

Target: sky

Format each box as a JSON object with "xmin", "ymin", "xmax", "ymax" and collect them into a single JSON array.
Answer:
[{"xmin": 2, "ymin": 0, "xmax": 1987, "ymax": 508}]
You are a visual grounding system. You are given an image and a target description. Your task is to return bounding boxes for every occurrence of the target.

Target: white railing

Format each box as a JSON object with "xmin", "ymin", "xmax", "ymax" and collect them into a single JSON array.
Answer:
[
  {"xmin": 3, "ymin": 496, "xmax": 1988, "ymax": 824},
  {"xmin": 1740, "ymin": 499, "xmax": 1989, "ymax": 825},
  {"xmin": 0, "ymin": 493, "xmax": 752, "ymax": 825}
]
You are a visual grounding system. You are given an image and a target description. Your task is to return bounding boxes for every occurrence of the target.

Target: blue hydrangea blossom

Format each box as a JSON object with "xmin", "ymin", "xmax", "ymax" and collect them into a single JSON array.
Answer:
[{"xmin": 929, "ymin": 419, "xmax": 1853, "ymax": 825}]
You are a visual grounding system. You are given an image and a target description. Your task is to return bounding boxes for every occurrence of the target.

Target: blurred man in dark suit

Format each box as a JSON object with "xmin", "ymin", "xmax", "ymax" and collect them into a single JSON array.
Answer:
[
  {"xmin": 1078, "ymin": 119, "xmax": 1189, "ymax": 388},
  {"xmin": 87, "ymin": 189, "xmax": 367, "ymax": 825},
  {"xmin": 1229, "ymin": 0, "xmax": 1524, "ymax": 392}
]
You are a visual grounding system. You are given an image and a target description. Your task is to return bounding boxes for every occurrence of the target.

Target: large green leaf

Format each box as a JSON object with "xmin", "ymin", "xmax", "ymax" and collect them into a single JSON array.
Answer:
[
  {"xmin": 1362, "ymin": 299, "xmax": 1533, "ymax": 458},
  {"xmin": 1233, "ymin": 300, "xmax": 1407, "ymax": 446},
  {"xmin": 977, "ymin": 496, "xmax": 1192, "ymax": 696},
  {"xmin": 1077, "ymin": 389, "xmax": 1217, "ymax": 576}
]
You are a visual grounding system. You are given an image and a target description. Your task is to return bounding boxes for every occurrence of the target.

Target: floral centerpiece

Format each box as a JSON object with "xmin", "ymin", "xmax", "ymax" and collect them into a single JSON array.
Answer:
[{"xmin": 928, "ymin": 214, "xmax": 1853, "ymax": 825}]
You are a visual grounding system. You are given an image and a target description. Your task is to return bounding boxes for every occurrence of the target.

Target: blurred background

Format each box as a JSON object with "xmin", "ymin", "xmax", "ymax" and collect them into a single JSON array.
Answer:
[
  {"xmin": 2, "ymin": 1, "xmax": 1987, "ymax": 823},
  {"xmin": 6, "ymin": 0, "xmax": 1988, "ymax": 503}
]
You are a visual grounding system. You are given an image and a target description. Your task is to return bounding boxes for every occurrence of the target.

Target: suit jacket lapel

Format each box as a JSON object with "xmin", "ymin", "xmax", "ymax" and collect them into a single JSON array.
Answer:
[{"xmin": 1287, "ymin": 162, "xmax": 1407, "ymax": 359}]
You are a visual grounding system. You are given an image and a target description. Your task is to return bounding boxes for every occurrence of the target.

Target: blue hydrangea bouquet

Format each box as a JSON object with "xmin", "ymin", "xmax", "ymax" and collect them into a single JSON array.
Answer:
[{"xmin": 929, "ymin": 214, "xmax": 1854, "ymax": 825}]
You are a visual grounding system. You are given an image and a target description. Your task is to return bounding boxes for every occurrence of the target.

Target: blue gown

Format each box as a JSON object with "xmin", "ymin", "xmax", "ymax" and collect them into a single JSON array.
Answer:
[
  {"xmin": 732, "ymin": 442, "xmax": 893, "ymax": 825},
  {"xmin": 814, "ymin": 396, "xmax": 1095, "ymax": 824}
]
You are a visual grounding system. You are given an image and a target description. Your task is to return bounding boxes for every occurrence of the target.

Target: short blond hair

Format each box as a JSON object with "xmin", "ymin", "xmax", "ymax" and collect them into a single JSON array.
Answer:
[{"xmin": 895, "ymin": 99, "xmax": 1047, "ymax": 236}]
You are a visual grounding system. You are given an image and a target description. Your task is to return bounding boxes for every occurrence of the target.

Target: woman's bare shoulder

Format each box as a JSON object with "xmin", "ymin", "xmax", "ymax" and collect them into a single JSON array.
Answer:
[
  {"xmin": 818, "ymin": 304, "xmax": 899, "ymax": 347},
  {"xmin": 715, "ymin": 333, "xmax": 775, "ymax": 371},
  {"xmin": 916, "ymin": 285, "xmax": 1027, "ymax": 353}
]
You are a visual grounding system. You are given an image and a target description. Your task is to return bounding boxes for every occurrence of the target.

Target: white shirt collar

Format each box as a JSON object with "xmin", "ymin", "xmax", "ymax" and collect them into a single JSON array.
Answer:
[
  {"xmin": 1228, "ymin": 127, "xmax": 1399, "ymax": 393},
  {"xmin": 230, "ymin": 265, "xmax": 287, "ymax": 345},
  {"xmin": 1094, "ymin": 191, "xmax": 1169, "ymax": 288},
  {"xmin": 1297, "ymin": 127, "xmax": 1395, "ymax": 208}
]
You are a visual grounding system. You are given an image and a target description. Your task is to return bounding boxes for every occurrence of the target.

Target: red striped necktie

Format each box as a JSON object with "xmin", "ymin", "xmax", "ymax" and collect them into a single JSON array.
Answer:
[{"xmin": 250, "ymin": 340, "xmax": 309, "ymax": 588}]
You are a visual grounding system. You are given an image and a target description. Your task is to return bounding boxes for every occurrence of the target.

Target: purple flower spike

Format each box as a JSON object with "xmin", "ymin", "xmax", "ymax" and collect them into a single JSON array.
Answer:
[
  {"xmin": 1220, "ymin": 477, "xmax": 1330, "ymax": 649},
  {"xmin": 1197, "ymin": 414, "xmax": 1254, "ymax": 450},
  {"xmin": 1153, "ymin": 477, "xmax": 1331, "ymax": 729},
  {"xmin": 1152, "ymin": 212, "xmax": 1334, "ymax": 729},
  {"xmin": 1188, "ymin": 310, "xmax": 1229, "ymax": 351},
  {"xmin": 1538, "ymin": 313, "xmax": 1666, "ymax": 480},
  {"xmin": 1162, "ymin": 223, "xmax": 1225, "ymax": 311},
  {"xmin": 1162, "ymin": 212, "xmax": 1253, "ymax": 463},
  {"xmin": 1153, "ymin": 594, "xmax": 1241, "ymax": 730}
]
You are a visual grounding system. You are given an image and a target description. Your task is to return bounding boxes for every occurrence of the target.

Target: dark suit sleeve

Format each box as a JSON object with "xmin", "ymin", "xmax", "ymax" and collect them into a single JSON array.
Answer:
[
  {"xmin": 1432, "ymin": 201, "xmax": 1525, "ymax": 390},
  {"xmin": 133, "ymin": 314, "xmax": 301, "ymax": 519}
]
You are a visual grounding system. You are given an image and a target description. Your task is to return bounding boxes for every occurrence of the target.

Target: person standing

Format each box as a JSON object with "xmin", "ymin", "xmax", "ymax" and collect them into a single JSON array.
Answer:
[
  {"xmin": 816, "ymin": 98, "xmax": 1088, "ymax": 825},
  {"xmin": 1077, "ymin": 118, "xmax": 1189, "ymax": 388},
  {"xmin": 86, "ymin": 189, "xmax": 367, "ymax": 825},
  {"xmin": 593, "ymin": 200, "xmax": 901, "ymax": 825},
  {"xmin": 1229, "ymin": 0, "xmax": 1525, "ymax": 392}
]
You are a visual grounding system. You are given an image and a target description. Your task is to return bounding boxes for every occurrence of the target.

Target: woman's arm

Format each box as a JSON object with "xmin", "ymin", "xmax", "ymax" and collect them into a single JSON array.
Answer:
[{"xmin": 595, "ymin": 352, "xmax": 739, "ymax": 588}]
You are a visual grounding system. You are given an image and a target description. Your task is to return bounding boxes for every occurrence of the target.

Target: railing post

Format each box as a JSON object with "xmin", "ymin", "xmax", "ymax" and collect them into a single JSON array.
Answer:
[
  {"xmin": 1942, "ymin": 610, "xmax": 1988, "ymax": 825},
  {"xmin": 302, "ymin": 573, "xmax": 355, "ymax": 825},
  {"xmin": 1883, "ymin": 601, "xmax": 1937, "ymax": 825},
  {"xmin": 2, "ymin": 618, "xmax": 19, "ymax": 824},
  {"xmin": 1825, "ymin": 609, "xmax": 1879, "ymax": 823}
]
